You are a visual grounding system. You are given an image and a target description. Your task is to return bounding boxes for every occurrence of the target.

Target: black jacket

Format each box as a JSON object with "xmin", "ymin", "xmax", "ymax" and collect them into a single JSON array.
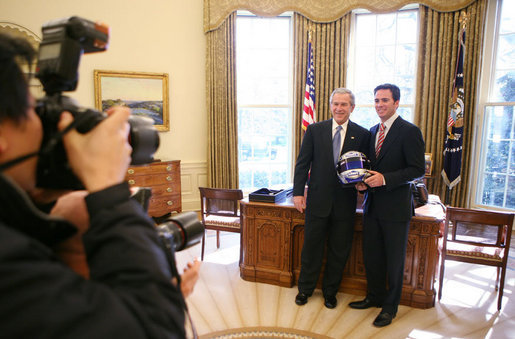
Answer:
[
  {"xmin": 293, "ymin": 119, "xmax": 370, "ymax": 218},
  {"xmin": 363, "ymin": 117, "xmax": 426, "ymax": 222},
  {"xmin": 0, "ymin": 174, "xmax": 186, "ymax": 338}
]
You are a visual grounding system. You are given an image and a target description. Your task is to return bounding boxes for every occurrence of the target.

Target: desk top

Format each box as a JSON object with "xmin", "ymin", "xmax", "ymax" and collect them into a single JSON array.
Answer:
[{"xmin": 241, "ymin": 194, "xmax": 445, "ymax": 222}]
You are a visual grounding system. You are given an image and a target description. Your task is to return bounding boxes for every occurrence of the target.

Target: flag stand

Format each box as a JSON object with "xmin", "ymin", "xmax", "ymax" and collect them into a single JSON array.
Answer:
[{"xmin": 445, "ymin": 187, "xmax": 451, "ymax": 206}]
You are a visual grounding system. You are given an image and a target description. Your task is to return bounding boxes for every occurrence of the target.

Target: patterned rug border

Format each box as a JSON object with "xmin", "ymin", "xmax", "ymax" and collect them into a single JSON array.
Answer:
[{"xmin": 200, "ymin": 326, "xmax": 333, "ymax": 339}]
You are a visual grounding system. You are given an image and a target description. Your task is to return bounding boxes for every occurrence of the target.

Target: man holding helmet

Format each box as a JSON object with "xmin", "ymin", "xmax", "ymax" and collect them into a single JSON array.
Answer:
[{"xmin": 293, "ymin": 88, "xmax": 370, "ymax": 309}]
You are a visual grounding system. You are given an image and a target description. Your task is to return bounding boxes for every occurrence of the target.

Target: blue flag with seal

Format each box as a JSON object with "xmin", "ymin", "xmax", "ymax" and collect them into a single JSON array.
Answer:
[{"xmin": 442, "ymin": 26, "xmax": 465, "ymax": 189}]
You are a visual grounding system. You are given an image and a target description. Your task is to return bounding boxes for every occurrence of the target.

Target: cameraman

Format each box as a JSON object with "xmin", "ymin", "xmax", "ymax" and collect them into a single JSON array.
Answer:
[{"xmin": 0, "ymin": 33, "xmax": 199, "ymax": 338}]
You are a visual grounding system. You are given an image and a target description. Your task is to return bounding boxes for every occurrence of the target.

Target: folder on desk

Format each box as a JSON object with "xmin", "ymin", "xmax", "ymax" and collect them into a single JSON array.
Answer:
[{"xmin": 249, "ymin": 188, "xmax": 293, "ymax": 203}]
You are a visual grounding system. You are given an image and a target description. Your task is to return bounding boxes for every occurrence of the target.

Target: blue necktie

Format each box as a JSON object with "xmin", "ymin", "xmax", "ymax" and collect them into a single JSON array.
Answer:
[{"xmin": 333, "ymin": 125, "xmax": 342, "ymax": 166}]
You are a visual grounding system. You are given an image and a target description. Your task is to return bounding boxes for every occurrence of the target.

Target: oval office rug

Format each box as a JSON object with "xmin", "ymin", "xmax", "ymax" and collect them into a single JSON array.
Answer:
[{"xmin": 200, "ymin": 327, "xmax": 332, "ymax": 339}]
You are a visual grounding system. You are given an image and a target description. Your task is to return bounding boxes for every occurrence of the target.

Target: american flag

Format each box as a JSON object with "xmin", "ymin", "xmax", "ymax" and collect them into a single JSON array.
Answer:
[
  {"xmin": 302, "ymin": 38, "xmax": 316, "ymax": 131},
  {"xmin": 442, "ymin": 24, "xmax": 466, "ymax": 190}
]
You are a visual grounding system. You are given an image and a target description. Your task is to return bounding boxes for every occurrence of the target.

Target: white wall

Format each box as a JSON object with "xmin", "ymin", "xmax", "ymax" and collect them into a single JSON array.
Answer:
[{"xmin": 0, "ymin": 0, "xmax": 207, "ymax": 210}]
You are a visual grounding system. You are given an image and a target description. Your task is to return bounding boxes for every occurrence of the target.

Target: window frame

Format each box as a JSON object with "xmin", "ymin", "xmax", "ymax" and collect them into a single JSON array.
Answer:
[
  {"xmin": 235, "ymin": 12, "xmax": 295, "ymax": 194},
  {"xmin": 470, "ymin": 0, "xmax": 515, "ymax": 211},
  {"xmin": 347, "ymin": 7, "xmax": 420, "ymax": 129}
]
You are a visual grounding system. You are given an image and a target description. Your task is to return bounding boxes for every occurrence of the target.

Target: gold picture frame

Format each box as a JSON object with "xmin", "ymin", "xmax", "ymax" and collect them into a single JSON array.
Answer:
[
  {"xmin": 425, "ymin": 153, "xmax": 433, "ymax": 176},
  {"xmin": 94, "ymin": 70, "xmax": 169, "ymax": 131}
]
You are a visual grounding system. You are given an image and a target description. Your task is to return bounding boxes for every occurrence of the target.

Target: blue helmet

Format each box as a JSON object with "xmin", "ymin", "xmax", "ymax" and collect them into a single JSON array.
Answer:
[{"xmin": 336, "ymin": 151, "xmax": 371, "ymax": 185}]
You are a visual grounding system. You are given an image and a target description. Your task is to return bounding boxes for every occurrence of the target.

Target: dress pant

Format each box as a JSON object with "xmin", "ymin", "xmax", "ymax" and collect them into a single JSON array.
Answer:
[
  {"xmin": 298, "ymin": 208, "xmax": 354, "ymax": 297},
  {"xmin": 362, "ymin": 213, "xmax": 410, "ymax": 314}
]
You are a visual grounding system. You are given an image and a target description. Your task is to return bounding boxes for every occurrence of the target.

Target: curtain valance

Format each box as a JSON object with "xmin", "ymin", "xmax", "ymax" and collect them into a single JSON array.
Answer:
[{"xmin": 204, "ymin": 0, "xmax": 476, "ymax": 32}]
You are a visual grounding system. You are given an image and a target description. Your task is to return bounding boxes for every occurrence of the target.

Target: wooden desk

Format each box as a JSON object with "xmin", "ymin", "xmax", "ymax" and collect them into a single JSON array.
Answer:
[{"xmin": 240, "ymin": 195, "xmax": 444, "ymax": 309}]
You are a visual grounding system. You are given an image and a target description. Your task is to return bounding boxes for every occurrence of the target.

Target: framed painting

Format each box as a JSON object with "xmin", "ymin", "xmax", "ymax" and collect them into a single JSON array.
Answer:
[
  {"xmin": 94, "ymin": 70, "xmax": 169, "ymax": 131},
  {"xmin": 425, "ymin": 153, "xmax": 433, "ymax": 176}
]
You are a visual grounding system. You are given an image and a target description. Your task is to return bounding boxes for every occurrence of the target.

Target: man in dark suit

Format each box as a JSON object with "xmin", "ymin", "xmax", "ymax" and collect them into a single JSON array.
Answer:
[
  {"xmin": 349, "ymin": 84, "xmax": 425, "ymax": 327},
  {"xmin": 293, "ymin": 88, "xmax": 370, "ymax": 309}
]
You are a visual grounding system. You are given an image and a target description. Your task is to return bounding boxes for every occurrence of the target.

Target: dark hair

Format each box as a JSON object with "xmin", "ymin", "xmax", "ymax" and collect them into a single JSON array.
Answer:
[
  {"xmin": 0, "ymin": 33, "xmax": 35, "ymax": 124},
  {"xmin": 374, "ymin": 83, "xmax": 400, "ymax": 102}
]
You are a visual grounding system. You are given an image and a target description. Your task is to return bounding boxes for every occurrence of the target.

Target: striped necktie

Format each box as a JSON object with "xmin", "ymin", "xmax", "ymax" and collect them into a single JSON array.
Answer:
[{"xmin": 375, "ymin": 123, "xmax": 385, "ymax": 157}]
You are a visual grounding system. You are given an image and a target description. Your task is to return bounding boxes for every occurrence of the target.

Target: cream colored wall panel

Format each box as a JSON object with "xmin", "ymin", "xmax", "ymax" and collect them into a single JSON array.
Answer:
[
  {"xmin": 180, "ymin": 161, "xmax": 207, "ymax": 211},
  {"xmin": 0, "ymin": 0, "xmax": 206, "ymax": 165}
]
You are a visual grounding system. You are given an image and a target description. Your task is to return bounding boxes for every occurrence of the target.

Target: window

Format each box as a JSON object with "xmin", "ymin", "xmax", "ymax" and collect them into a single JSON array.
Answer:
[
  {"xmin": 348, "ymin": 9, "xmax": 419, "ymax": 129},
  {"xmin": 236, "ymin": 14, "xmax": 293, "ymax": 192},
  {"xmin": 474, "ymin": 0, "xmax": 515, "ymax": 210}
]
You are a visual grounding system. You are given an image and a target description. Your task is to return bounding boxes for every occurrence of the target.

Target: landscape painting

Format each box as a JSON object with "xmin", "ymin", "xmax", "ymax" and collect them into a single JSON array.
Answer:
[{"xmin": 94, "ymin": 70, "xmax": 169, "ymax": 131}]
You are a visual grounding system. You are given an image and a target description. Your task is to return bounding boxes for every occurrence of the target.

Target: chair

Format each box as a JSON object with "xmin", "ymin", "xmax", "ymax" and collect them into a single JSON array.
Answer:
[
  {"xmin": 199, "ymin": 187, "xmax": 243, "ymax": 261},
  {"xmin": 438, "ymin": 206, "xmax": 514, "ymax": 310}
]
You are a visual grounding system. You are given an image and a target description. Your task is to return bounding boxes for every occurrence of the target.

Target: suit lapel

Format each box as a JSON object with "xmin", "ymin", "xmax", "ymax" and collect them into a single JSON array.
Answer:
[
  {"xmin": 321, "ymin": 120, "xmax": 334, "ymax": 165},
  {"xmin": 376, "ymin": 117, "xmax": 402, "ymax": 162},
  {"xmin": 341, "ymin": 121, "xmax": 358, "ymax": 155},
  {"xmin": 370, "ymin": 124, "xmax": 380, "ymax": 160}
]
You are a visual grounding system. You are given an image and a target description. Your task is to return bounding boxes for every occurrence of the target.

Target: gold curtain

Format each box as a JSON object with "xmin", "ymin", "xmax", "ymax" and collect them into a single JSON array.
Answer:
[
  {"xmin": 292, "ymin": 13, "xmax": 351, "ymax": 154},
  {"xmin": 414, "ymin": 0, "xmax": 486, "ymax": 207},
  {"xmin": 205, "ymin": 13, "xmax": 239, "ymax": 188},
  {"xmin": 204, "ymin": 0, "xmax": 476, "ymax": 32}
]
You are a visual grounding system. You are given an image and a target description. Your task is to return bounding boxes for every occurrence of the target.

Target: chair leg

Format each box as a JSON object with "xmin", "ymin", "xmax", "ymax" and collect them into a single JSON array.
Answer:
[
  {"xmin": 495, "ymin": 267, "xmax": 500, "ymax": 291},
  {"xmin": 497, "ymin": 267, "xmax": 507, "ymax": 311},
  {"xmin": 438, "ymin": 257, "xmax": 446, "ymax": 301},
  {"xmin": 201, "ymin": 233, "xmax": 206, "ymax": 261},
  {"xmin": 216, "ymin": 230, "xmax": 220, "ymax": 248}
]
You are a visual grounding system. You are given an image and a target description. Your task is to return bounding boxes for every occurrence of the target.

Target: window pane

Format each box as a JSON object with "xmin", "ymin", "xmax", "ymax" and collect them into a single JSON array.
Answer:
[
  {"xmin": 475, "ymin": 0, "xmax": 515, "ymax": 211},
  {"xmin": 481, "ymin": 173, "xmax": 506, "ymax": 207},
  {"xmin": 493, "ymin": 71, "xmax": 515, "ymax": 102},
  {"xmin": 395, "ymin": 44, "xmax": 417, "ymax": 104},
  {"xmin": 397, "ymin": 107, "xmax": 414, "ymax": 122},
  {"xmin": 485, "ymin": 140, "xmax": 509, "ymax": 174},
  {"xmin": 355, "ymin": 15, "xmax": 376, "ymax": 45},
  {"xmin": 376, "ymin": 45, "xmax": 395, "ymax": 80},
  {"xmin": 237, "ymin": 15, "xmax": 293, "ymax": 192},
  {"xmin": 507, "ymin": 175, "xmax": 515, "ymax": 209},
  {"xmin": 477, "ymin": 105, "xmax": 514, "ymax": 209},
  {"xmin": 491, "ymin": 0, "xmax": 515, "ymax": 103},
  {"xmin": 377, "ymin": 14, "xmax": 396, "ymax": 45},
  {"xmin": 397, "ymin": 11, "xmax": 418, "ymax": 44},
  {"xmin": 496, "ymin": 35, "xmax": 515, "ymax": 69},
  {"xmin": 237, "ymin": 17, "xmax": 290, "ymax": 106},
  {"xmin": 350, "ymin": 10, "xmax": 418, "ymax": 126},
  {"xmin": 499, "ymin": 0, "xmax": 515, "ymax": 35},
  {"xmin": 486, "ymin": 105, "xmax": 512, "ymax": 139},
  {"xmin": 351, "ymin": 107, "xmax": 377, "ymax": 130}
]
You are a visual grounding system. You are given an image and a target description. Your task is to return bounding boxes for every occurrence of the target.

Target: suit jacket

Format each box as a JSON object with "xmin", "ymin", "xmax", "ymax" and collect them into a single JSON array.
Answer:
[
  {"xmin": 363, "ymin": 116, "xmax": 425, "ymax": 222},
  {"xmin": 293, "ymin": 119, "xmax": 370, "ymax": 218}
]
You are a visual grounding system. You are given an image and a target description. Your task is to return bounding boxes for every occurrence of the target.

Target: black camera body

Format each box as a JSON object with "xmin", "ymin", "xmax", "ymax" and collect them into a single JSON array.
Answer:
[{"xmin": 35, "ymin": 16, "xmax": 159, "ymax": 189}]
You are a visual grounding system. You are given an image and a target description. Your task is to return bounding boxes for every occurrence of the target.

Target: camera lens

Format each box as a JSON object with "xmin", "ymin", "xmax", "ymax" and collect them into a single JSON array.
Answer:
[{"xmin": 156, "ymin": 212, "xmax": 205, "ymax": 252}]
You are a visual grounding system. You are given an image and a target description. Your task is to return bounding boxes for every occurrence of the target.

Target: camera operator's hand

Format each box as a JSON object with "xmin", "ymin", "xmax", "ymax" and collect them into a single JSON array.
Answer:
[
  {"xmin": 175, "ymin": 259, "xmax": 201, "ymax": 298},
  {"xmin": 58, "ymin": 107, "xmax": 132, "ymax": 193},
  {"xmin": 50, "ymin": 190, "xmax": 90, "ymax": 278}
]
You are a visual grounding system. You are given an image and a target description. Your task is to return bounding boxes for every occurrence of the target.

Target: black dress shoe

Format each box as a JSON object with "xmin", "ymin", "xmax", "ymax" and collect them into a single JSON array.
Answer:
[
  {"xmin": 324, "ymin": 295, "xmax": 337, "ymax": 309},
  {"xmin": 373, "ymin": 312, "xmax": 395, "ymax": 327},
  {"xmin": 295, "ymin": 292, "xmax": 309, "ymax": 306},
  {"xmin": 348, "ymin": 297, "xmax": 381, "ymax": 309}
]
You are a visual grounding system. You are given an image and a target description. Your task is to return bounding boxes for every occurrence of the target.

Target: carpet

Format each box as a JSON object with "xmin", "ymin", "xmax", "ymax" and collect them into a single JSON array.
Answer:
[{"xmin": 200, "ymin": 327, "xmax": 332, "ymax": 339}]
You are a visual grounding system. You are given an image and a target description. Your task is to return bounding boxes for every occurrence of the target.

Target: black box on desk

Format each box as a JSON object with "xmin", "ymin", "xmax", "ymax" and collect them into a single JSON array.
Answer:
[{"xmin": 249, "ymin": 188, "xmax": 292, "ymax": 203}]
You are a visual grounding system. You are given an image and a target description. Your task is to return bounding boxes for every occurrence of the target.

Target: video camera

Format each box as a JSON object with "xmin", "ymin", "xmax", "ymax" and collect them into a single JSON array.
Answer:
[{"xmin": 35, "ymin": 16, "xmax": 159, "ymax": 189}]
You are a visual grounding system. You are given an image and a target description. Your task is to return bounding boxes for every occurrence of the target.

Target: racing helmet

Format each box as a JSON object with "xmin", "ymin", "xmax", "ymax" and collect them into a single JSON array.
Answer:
[{"xmin": 336, "ymin": 151, "xmax": 371, "ymax": 185}]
